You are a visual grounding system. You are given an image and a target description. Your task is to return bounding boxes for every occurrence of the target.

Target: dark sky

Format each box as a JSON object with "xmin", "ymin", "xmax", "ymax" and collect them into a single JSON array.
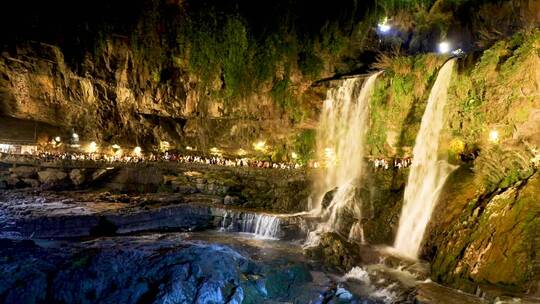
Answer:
[{"xmin": 0, "ymin": 0, "xmax": 372, "ymax": 48}]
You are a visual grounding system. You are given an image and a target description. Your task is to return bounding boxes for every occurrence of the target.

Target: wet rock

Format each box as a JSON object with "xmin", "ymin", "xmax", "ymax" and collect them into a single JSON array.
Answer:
[
  {"xmin": 139, "ymin": 193, "xmax": 184, "ymax": 205},
  {"xmin": 426, "ymin": 169, "xmax": 540, "ymax": 294},
  {"xmin": 0, "ymin": 236, "xmax": 319, "ymax": 304},
  {"xmin": 9, "ymin": 166, "xmax": 38, "ymax": 178},
  {"xmin": 69, "ymin": 169, "xmax": 85, "ymax": 186},
  {"xmin": 304, "ymin": 232, "xmax": 361, "ymax": 271},
  {"xmin": 322, "ymin": 188, "xmax": 337, "ymax": 209},
  {"xmin": 362, "ymin": 168, "xmax": 407, "ymax": 244},
  {"xmin": 264, "ymin": 263, "xmax": 313, "ymax": 299},
  {"xmin": 37, "ymin": 169, "xmax": 69, "ymax": 188},
  {"xmin": 173, "ymin": 184, "xmax": 199, "ymax": 194},
  {"xmin": 413, "ymin": 282, "xmax": 487, "ymax": 304},
  {"xmin": 22, "ymin": 178, "xmax": 40, "ymax": 188},
  {"xmin": 6, "ymin": 176, "xmax": 25, "ymax": 188},
  {"xmin": 335, "ymin": 286, "xmax": 354, "ymax": 300},
  {"xmin": 92, "ymin": 168, "xmax": 114, "ymax": 182},
  {"xmin": 224, "ymin": 195, "xmax": 240, "ymax": 205},
  {"xmin": 106, "ymin": 167, "xmax": 163, "ymax": 192}
]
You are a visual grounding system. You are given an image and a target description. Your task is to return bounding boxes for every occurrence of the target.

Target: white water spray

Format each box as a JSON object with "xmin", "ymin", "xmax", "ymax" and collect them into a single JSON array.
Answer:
[
  {"xmin": 307, "ymin": 72, "xmax": 381, "ymax": 245},
  {"xmin": 394, "ymin": 59, "xmax": 457, "ymax": 258},
  {"xmin": 220, "ymin": 211, "xmax": 281, "ymax": 239}
]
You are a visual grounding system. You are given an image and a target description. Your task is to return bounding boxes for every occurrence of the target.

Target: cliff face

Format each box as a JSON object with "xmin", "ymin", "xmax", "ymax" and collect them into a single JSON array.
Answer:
[
  {"xmin": 359, "ymin": 30, "xmax": 540, "ymax": 294},
  {"xmin": 0, "ymin": 39, "xmax": 321, "ymax": 153},
  {"xmin": 424, "ymin": 167, "xmax": 540, "ymax": 295},
  {"xmin": 0, "ymin": 0, "xmax": 338, "ymax": 155},
  {"xmin": 2, "ymin": 0, "xmax": 535, "ymax": 158},
  {"xmin": 1, "ymin": 41, "xmax": 182, "ymax": 144}
]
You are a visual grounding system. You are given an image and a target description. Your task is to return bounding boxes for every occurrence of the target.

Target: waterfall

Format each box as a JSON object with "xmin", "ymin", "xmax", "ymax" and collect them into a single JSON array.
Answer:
[
  {"xmin": 220, "ymin": 211, "xmax": 281, "ymax": 239},
  {"xmin": 307, "ymin": 72, "xmax": 381, "ymax": 245},
  {"xmin": 394, "ymin": 59, "xmax": 457, "ymax": 258}
]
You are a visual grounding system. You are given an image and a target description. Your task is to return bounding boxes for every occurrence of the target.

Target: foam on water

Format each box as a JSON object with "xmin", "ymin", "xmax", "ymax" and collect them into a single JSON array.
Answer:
[
  {"xmin": 343, "ymin": 266, "xmax": 399, "ymax": 304},
  {"xmin": 220, "ymin": 211, "xmax": 281, "ymax": 239}
]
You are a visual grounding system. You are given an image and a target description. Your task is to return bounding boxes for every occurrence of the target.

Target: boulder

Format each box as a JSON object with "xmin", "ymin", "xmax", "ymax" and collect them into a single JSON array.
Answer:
[
  {"xmin": 91, "ymin": 168, "xmax": 115, "ymax": 182},
  {"xmin": 304, "ymin": 232, "xmax": 361, "ymax": 271},
  {"xmin": 6, "ymin": 176, "xmax": 25, "ymax": 188},
  {"xmin": 22, "ymin": 178, "xmax": 40, "ymax": 188},
  {"xmin": 223, "ymin": 195, "xmax": 240, "ymax": 205},
  {"xmin": 38, "ymin": 169, "xmax": 68, "ymax": 187},
  {"xmin": 163, "ymin": 175, "xmax": 178, "ymax": 184},
  {"xmin": 9, "ymin": 166, "xmax": 38, "ymax": 178},
  {"xmin": 69, "ymin": 169, "xmax": 85, "ymax": 186}
]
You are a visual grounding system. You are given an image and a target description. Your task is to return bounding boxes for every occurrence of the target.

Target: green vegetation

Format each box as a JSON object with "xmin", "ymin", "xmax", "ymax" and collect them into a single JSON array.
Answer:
[
  {"xmin": 367, "ymin": 54, "xmax": 443, "ymax": 156},
  {"xmin": 293, "ymin": 129, "xmax": 316, "ymax": 165}
]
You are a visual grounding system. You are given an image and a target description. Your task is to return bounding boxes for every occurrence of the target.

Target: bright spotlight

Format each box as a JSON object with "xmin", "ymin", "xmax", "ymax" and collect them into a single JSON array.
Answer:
[
  {"xmin": 112, "ymin": 144, "xmax": 121, "ymax": 150},
  {"xmin": 54, "ymin": 136, "xmax": 61, "ymax": 142},
  {"xmin": 438, "ymin": 41, "xmax": 451, "ymax": 54},
  {"xmin": 377, "ymin": 17, "xmax": 391, "ymax": 34},
  {"xmin": 489, "ymin": 130, "xmax": 499, "ymax": 143},
  {"xmin": 72, "ymin": 133, "xmax": 79, "ymax": 139},
  {"xmin": 237, "ymin": 148, "xmax": 247, "ymax": 156},
  {"xmin": 253, "ymin": 141, "xmax": 267, "ymax": 152},
  {"xmin": 133, "ymin": 146, "xmax": 142, "ymax": 155},
  {"xmin": 87, "ymin": 141, "xmax": 98, "ymax": 153},
  {"xmin": 159, "ymin": 141, "xmax": 170, "ymax": 152},
  {"xmin": 291, "ymin": 152, "xmax": 298, "ymax": 159}
]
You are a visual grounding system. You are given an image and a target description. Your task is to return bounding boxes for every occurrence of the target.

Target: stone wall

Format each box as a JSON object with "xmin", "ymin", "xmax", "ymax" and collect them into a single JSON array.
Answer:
[{"xmin": 0, "ymin": 162, "xmax": 310, "ymax": 213}]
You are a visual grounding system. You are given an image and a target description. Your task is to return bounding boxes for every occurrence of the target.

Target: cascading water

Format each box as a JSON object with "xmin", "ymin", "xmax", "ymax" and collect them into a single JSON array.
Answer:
[
  {"xmin": 306, "ymin": 72, "xmax": 381, "ymax": 245},
  {"xmin": 220, "ymin": 211, "xmax": 281, "ymax": 239},
  {"xmin": 394, "ymin": 59, "xmax": 457, "ymax": 258}
]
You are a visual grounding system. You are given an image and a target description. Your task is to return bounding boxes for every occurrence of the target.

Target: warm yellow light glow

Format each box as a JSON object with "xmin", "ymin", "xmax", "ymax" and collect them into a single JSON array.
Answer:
[
  {"xmin": 112, "ymin": 144, "xmax": 121, "ymax": 150},
  {"xmin": 72, "ymin": 133, "xmax": 79, "ymax": 139},
  {"xmin": 159, "ymin": 141, "xmax": 170, "ymax": 152},
  {"xmin": 86, "ymin": 141, "xmax": 98, "ymax": 153},
  {"xmin": 210, "ymin": 147, "xmax": 222, "ymax": 155},
  {"xmin": 133, "ymin": 146, "xmax": 142, "ymax": 155},
  {"xmin": 291, "ymin": 152, "xmax": 298, "ymax": 159},
  {"xmin": 237, "ymin": 148, "xmax": 247, "ymax": 156},
  {"xmin": 54, "ymin": 136, "xmax": 61, "ymax": 142},
  {"xmin": 489, "ymin": 130, "xmax": 499, "ymax": 143},
  {"xmin": 253, "ymin": 141, "xmax": 267, "ymax": 152},
  {"xmin": 449, "ymin": 138, "xmax": 465, "ymax": 155},
  {"xmin": 186, "ymin": 146, "xmax": 194, "ymax": 151}
]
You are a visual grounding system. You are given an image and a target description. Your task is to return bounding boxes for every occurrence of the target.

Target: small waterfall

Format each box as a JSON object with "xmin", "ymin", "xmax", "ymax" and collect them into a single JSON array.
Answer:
[
  {"xmin": 394, "ymin": 59, "xmax": 457, "ymax": 258},
  {"xmin": 307, "ymin": 72, "xmax": 381, "ymax": 245},
  {"xmin": 220, "ymin": 211, "xmax": 281, "ymax": 239}
]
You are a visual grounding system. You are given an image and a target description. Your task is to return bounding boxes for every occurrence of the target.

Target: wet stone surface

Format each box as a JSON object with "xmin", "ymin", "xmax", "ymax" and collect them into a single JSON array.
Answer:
[{"xmin": 0, "ymin": 232, "xmax": 397, "ymax": 304}]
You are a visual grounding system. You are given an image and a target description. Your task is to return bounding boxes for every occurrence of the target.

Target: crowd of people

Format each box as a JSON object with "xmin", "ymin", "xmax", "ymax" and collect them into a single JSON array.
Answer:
[
  {"xmin": 0, "ymin": 151, "xmax": 303, "ymax": 170},
  {"xmin": 0, "ymin": 149, "xmax": 420, "ymax": 172},
  {"xmin": 370, "ymin": 157, "xmax": 412, "ymax": 170}
]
